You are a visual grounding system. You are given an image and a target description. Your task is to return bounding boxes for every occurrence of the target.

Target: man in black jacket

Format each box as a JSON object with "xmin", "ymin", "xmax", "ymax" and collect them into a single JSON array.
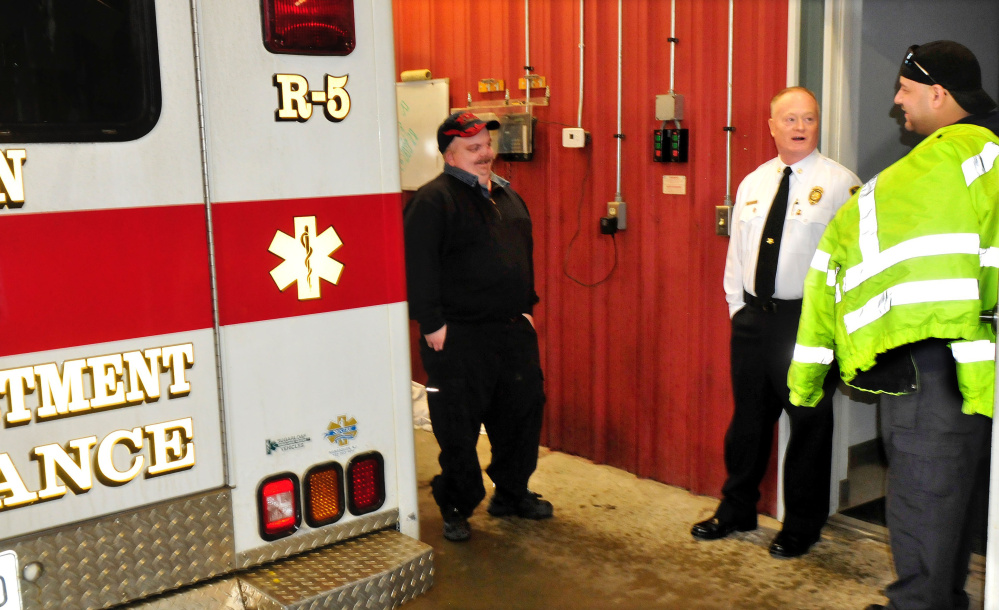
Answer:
[{"xmin": 404, "ymin": 111, "xmax": 552, "ymax": 542}]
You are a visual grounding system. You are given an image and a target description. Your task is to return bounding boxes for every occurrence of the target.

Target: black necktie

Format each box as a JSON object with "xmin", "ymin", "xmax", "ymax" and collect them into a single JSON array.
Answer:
[{"xmin": 754, "ymin": 166, "xmax": 793, "ymax": 300}]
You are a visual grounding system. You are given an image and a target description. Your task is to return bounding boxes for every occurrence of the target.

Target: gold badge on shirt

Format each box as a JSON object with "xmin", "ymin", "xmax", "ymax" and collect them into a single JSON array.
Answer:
[{"xmin": 808, "ymin": 187, "xmax": 823, "ymax": 205}]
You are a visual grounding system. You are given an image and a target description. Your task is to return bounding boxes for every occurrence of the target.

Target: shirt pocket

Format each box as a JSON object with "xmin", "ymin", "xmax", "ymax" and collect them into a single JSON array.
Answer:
[
  {"xmin": 785, "ymin": 201, "xmax": 837, "ymax": 256},
  {"xmin": 737, "ymin": 202, "xmax": 767, "ymax": 250},
  {"xmin": 789, "ymin": 199, "xmax": 837, "ymax": 228}
]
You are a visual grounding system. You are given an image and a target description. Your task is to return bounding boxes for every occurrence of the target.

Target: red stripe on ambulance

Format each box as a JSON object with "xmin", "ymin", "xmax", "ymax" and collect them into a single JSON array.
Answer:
[
  {"xmin": 0, "ymin": 205, "xmax": 214, "ymax": 358},
  {"xmin": 212, "ymin": 192, "xmax": 406, "ymax": 327}
]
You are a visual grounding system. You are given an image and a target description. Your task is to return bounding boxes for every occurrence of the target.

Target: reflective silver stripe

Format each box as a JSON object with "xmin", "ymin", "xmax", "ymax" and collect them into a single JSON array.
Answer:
[
  {"xmin": 842, "ymin": 233, "xmax": 980, "ymax": 292},
  {"xmin": 843, "ymin": 278, "xmax": 979, "ymax": 334},
  {"xmin": 951, "ymin": 340, "xmax": 996, "ymax": 363},
  {"xmin": 962, "ymin": 142, "xmax": 999, "ymax": 186},
  {"xmin": 857, "ymin": 176, "xmax": 881, "ymax": 262},
  {"xmin": 981, "ymin": 247, "xmax": 999, "ymax": 268},
  {"xmin": 793, "ymin": 344, "xmax": 835, "ymax": 365},
  {"xmin": 826, "ymin": 269, "xmax": 837, "ymax": 287},
  {"xmin": 835, "ymin": 283, "xmax": 842, "ymax": 304},
  {"xmin": 810, "ymin": 249, "xmax": 831, "ymax": 272}
]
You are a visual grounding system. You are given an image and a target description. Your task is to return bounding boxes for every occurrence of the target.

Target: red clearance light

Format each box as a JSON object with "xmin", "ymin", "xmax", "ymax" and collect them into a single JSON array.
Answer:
[
  {"xmin": 257, "ymin": 474, "xmax": 301, "ymax": 540},
  {"xmin": 262, "ymin": 0, "xmax": 356, "ymax": 56},
  {"xmin": 347, "ymin": 453, "xmax": 385, "ymax": 515},
  {"xmin": 304, "ymin": 462, "xmax": 345, "ymax": 527}
]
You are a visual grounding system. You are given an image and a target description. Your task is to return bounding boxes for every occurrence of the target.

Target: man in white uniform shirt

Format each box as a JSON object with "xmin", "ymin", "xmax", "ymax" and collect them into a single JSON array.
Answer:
[{"xmin": 691, "ymin": 87, "xmax": 860, "ymax": 558}]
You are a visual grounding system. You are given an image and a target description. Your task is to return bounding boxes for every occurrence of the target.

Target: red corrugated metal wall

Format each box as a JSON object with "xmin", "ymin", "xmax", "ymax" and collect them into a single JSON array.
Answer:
[{"xmin": 395, "ymin": 0, "xmax": 789, "ymax": 514}]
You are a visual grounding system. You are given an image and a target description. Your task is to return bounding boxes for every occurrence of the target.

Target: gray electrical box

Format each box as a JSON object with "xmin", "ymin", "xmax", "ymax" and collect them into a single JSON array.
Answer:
[
  {"xmin": 655, "ymin": 93, "xmax": 685, "ymax": 121},
  {"xmin": 497, "ymin": 113, "xmax": 535, "ymax": 162}
]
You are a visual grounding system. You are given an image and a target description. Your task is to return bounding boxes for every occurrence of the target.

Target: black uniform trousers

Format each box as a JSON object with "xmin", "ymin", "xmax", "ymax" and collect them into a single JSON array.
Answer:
[
  {"xmin": 717, "ymin": 297, "xmax": 838, "ymax": 537},
  {"xmin": 419, "ymin": 316, "xmax": 545, "ymax": 518},
  {"xmin": 881, "ymin": 342, "xmax": 991, "ymax": 610}
]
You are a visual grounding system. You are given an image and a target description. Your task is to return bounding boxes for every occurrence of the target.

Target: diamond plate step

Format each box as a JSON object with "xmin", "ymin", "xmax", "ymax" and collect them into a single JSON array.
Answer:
[{"xmin": 125, "ymin": 529, "xmax": 433, "ymax": 610}]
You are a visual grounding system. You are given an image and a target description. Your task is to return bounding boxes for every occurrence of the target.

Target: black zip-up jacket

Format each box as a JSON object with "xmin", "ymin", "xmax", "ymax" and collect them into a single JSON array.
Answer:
[{"xmin": 403, "ymin": 168, "xmax": 539, "ymax": 335}]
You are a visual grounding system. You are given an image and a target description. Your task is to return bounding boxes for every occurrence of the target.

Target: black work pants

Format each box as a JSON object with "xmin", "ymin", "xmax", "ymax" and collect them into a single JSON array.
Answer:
[
  {"xmin": 718, "ymin": 299, "xmax": 837, "ymax": 536},
  {"xmin": 419, "ymin": 317, "xmax": 545, "ymax": 518},
  {"xmin": 881, "ymin": 343, "xmax": 991, "ymax": 610}
]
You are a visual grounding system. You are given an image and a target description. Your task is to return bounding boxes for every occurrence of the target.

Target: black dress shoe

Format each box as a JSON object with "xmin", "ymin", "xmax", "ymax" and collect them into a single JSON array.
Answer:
[
  {"xmin": 691, "ymin": 516, "xmax": 755, "ymax": 540},
  {"xmin": 768, "ymin": 530, "xmax": 819, "ymax": 558}
]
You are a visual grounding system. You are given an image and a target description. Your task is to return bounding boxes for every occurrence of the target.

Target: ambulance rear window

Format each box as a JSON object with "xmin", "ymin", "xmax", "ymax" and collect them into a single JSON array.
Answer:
[{"xmin": 0, "ymin": 0, "xmax": 161, "ymax": 143}]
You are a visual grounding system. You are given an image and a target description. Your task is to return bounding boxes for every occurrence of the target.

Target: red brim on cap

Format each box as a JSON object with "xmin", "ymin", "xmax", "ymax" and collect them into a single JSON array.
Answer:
[{"xmin": 442, "ymin": 122, "xmax": 487, "ymax": 138}]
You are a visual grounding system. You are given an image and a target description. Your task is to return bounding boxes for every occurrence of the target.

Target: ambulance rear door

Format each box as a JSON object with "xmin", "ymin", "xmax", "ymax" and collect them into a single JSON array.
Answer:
[
  {"xmin": 0, "ymin": 0, "xmax": 225, "ymax": 549},
  {"xmin": 194, "ymin": 0, "xmax": 417, "ymax": 564}
]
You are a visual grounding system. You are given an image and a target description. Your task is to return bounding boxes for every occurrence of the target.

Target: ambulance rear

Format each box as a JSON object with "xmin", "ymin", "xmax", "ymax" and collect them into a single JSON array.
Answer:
[{"xmin": 0, "ymin": 1, "xmax": 430, "ymax": 608}]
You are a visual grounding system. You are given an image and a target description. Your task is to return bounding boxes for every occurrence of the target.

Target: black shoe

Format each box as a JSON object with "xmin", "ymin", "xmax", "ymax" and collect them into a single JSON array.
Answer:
[
  {"xmin": 864, "ymin": 605, "xmax": 886, "ymax": 610},
  {"xmin": 690, "ymin": 516, "xmax": 756, "ymax": 540},
  {"xmin": 768, "ymin": 529, "xmax": 819, "ymax": 558},
  {"xmin": 442, "ymin": 507, "xmax": 470, "ymax": 542},
  {"xmin": 487, "ymin": 491, "xmax": 554, "ymax": 520}
]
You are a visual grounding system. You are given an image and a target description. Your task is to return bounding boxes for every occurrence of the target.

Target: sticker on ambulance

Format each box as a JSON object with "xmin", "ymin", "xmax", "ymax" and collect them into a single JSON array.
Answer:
[{"xmin": 0, "ymin": 550, "xmax": 22, "ymax": 609}]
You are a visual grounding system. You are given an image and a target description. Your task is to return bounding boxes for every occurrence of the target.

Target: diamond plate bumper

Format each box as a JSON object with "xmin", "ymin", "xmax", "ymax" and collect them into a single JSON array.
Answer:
[
  {"xmin": 4, "ymin": 490, "xmax": 235, "ymax": 610},
  {"xmin": 2, "ymin": 489, "xmax": 430, "ymax": 610},
  {"xmin": 124, "ymin": 529, "xmax": 434, "ymax": 610}
]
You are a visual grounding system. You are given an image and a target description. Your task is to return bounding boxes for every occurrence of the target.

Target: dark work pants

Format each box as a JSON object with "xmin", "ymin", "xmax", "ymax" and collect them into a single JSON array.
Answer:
[
  {"xmin": 419, "ymin": 317, "xmax": 545, "ymax": 518},
  {"xmin": 881, "ymin": 344, "xmax": 991, "ymax": 610},
  {"xmin": 718, "ymin": 300, "xmax": 837, "ymax": 536}
]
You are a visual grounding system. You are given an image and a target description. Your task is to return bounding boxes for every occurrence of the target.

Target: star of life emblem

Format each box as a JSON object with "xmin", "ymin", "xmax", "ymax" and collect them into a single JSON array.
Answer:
[
  {"xmin": 326, "ymin": 416, "xmax": 358, "ymax": 446},
  {"xmin": 269, "ymin": 216, "xmax": 344, "ymax": 300}
]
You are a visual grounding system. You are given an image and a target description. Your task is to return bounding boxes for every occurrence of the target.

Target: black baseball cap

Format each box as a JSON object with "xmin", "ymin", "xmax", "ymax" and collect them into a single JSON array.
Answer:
[
  {"xmin": 437, "ymin": 111, "xmax": 500, "ymax": 153},
  {"xmin": 900, "ymin": 41, "xmax": 997, "ymax": 115}
]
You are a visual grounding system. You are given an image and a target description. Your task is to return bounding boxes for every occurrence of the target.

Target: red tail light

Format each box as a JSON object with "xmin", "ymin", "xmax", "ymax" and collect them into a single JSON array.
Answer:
[
  {"xmin": 304, "ymin": 462, "xmax": 345, "ymax": 527},
  {"xmin": 257, "ymin": 474, "xmax": 301, "ymax": 540},
  {"xmin": 347, "ymin": 453, "xmax": 385, "ymax": 515},
  {"xmin": 262, "ymin": 0, "xmax": 356, "ymax": 55}
]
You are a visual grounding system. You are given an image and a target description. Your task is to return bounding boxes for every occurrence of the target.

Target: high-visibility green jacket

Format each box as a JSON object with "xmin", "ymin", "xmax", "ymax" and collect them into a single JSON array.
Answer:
[{"xmin": 788, "ymin": 123, "xmax": 999, "ymax": 417}]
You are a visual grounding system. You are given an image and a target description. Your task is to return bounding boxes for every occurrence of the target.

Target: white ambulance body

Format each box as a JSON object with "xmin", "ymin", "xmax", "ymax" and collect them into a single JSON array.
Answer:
[{"xmin": 0, "ymin": 1, "xmax": 430, "ymax": 608}]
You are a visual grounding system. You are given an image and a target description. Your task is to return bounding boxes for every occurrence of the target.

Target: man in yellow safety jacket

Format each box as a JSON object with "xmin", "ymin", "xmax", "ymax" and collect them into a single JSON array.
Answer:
[{"xmin": 788, "ymin": 41, "xmax": 999, "ymax": 610}]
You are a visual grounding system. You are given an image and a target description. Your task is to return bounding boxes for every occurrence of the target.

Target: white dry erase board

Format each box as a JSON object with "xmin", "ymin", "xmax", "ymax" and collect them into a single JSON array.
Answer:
[{"xmin": 397, "ymin": 78, "xmax": 450, "ymax": 191}]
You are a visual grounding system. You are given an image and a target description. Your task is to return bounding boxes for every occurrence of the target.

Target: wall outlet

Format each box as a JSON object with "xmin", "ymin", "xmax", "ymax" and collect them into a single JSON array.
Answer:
[
  {"xmin": 562, "ymin": 127, "xmax": 587, "ymax": 148},
  {"xmin": 608, "ymin": 201, "xmax": 627, "ymax": 230},
  {"xmin": 715, "ymin": 205, "xmax": 732, "ymax": 236}
]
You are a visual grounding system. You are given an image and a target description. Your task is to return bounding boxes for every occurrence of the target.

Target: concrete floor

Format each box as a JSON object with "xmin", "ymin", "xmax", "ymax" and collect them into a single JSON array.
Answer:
[{"xmin": 400, "ymin": 429, "xmax": 985, "ymax": 610}]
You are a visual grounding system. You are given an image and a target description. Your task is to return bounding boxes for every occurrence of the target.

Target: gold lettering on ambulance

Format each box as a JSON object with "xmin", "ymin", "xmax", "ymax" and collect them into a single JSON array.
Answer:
[
  {"xmin": 35, "ymin": 359, "xmax": 89, "ymax": 419},
  {"xmin": 275, "ymin": 74, "xmax": 313, "ymax": 121},
  {"xmin": 0, "ymin": 453, "xmax": 38, "ymax": 507},
  {"xmin": 145, "ymin": 417, "xmax": 195, "ymax": 476},
  {"xmin": 323, "ymin": 74, "xmax": 351, "ymax": 122},
  {"xmin": 123, "ymin": 348, "xmax": 162, "ymax": 403},
  {"xmin": 0, "ymin": 149, "xmax": 27, "ymax": 208},
  {"xmin": 95, "ymin": 427, "xmax": 145, "ymax": 485},
  {"xmin": 33, "ymin": 436, "xmax": 98, "ymax": 500},
  {"xmin": 161, "ymin": 344, "xmax": 193, "ymax": 397},
  {"xmin": 0, "ymin": 342, "xmax": 193, "ymax": 425},
  {"xmin": 87, "ymin": 354, "xmax": 126, "ymax": 410},
  {"xmin": 0, "ymin": 419, "xmax": 197, "ymax": 510},
  {"xmin": 0, "ymin": 367, "xmax": 36, "ymax": 426}
]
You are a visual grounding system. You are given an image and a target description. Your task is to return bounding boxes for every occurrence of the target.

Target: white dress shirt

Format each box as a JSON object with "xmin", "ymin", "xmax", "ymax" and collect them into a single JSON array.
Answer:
[{"xmin": 723, "ymin": 149, "xmax": 860, "ymax": 318}]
